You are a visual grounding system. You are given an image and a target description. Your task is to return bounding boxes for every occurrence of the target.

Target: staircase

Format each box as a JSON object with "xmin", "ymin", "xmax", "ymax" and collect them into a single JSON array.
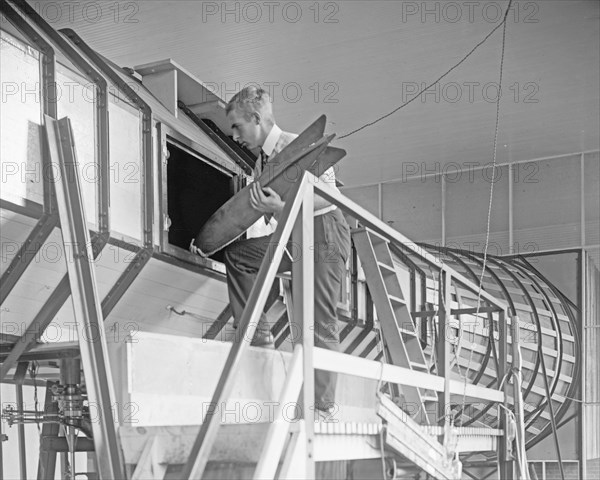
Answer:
[{"xmin": 351, "ymin": 227, "xmax": 438, "ymax": 423}]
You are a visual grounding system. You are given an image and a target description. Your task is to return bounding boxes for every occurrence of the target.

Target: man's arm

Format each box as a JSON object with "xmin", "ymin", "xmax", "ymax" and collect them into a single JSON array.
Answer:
[
  {"xmin": 249, "ymin": 175, "xmax": 335, "ymax": 220},
  {"xmin": 313, "ymin": 166, "xmax": 338, "ymax": 211},
  {"xmin": 249, "ymin": 182, "xmax": 285, "ymax": 217}
]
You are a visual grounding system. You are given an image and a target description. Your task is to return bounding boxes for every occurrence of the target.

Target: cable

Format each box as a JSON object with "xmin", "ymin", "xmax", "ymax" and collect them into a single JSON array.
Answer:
[
  {"xmin": 165, "ymin": 304, "xmax": 213, "ymax": 322},
  {"xmin": 339, "ymin": 3, "xmax": 514, "ymax": 140},
  {"xmin": 457, "ymin": 0, "xmax": 513, "ymax": 421}
]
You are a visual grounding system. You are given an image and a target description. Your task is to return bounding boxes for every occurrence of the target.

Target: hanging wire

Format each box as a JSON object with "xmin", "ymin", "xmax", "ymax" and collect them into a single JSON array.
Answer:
[
  {"xmin": 453, "ymin": 0, "xmax": 514, "ymax": 422},
  {"xmin": 337, "ymin": 0, "xmax": 519, "ymax": 427},
  {"xmin": 339, "ymin": 2, "xmax": 514, "ymax": 140}
]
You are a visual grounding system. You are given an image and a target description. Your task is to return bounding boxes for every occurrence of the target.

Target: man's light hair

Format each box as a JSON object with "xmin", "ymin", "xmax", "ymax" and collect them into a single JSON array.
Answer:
[{"xmin": 226, "ymin": 86, "xmax": 274, "ymax": 122}]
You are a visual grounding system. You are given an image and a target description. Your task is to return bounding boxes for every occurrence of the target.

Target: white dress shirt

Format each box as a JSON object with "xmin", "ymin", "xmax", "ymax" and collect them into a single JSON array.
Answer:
[{"xmin": 246, "ymin": 124, "xmax": 340, "ymax": 239}]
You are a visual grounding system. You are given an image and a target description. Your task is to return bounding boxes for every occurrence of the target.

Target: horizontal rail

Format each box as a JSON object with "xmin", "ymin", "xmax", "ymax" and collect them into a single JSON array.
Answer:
[
  {"xmin": 412, "ymin": 306, "xmax": 502, "ymax": 317},
  {"xmin": 314, "ymin": 348, "xmax": 504, "ymax": 404},
  {"xmin": 310, "ymin": 176, "xmax": 508, "ymax": 312}
]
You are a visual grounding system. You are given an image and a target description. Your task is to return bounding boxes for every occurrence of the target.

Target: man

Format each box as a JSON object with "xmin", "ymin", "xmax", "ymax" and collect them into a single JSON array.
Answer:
[{"xmin": 222, "ymin": 86, "xmax": 351, "ymax": 414}]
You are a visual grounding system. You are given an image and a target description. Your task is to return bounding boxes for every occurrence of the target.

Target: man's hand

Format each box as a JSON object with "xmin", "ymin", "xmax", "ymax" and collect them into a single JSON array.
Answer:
[
  {"xmin": 249, "ymin": 182, "xmax": 284, "ymax": 214},
  {"xmin": 189, "ymin": 238, "xmax": 201, "ymax": 255}
]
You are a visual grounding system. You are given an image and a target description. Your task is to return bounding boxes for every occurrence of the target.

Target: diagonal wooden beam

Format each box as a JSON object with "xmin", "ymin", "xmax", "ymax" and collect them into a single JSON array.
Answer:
[
  {"xmin": 0, "ymin": 213, "xmax": 59, "ymax": 305},
  {"xmin": 101, "ymin": 248, "xmax": 152, "ymax": 318},
  {"xmin": 0, "ymin": 275, "xmax": 70, "ymax": 380},
  {"xmin": 202, "ymin": 304, "xmax": 233, "ymax": 340}
]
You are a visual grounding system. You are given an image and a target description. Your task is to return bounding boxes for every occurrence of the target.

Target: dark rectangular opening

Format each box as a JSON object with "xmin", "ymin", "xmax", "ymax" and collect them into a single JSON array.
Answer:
[{"xmin": 166, "ymin": 141, "xmax": 234, "ymax": 262}]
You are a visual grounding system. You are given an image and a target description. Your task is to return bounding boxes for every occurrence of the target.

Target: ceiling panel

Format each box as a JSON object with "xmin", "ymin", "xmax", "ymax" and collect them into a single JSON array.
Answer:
[{"xmin": 33, "ymin": 0, "xmax": 599, "ymax": 187}]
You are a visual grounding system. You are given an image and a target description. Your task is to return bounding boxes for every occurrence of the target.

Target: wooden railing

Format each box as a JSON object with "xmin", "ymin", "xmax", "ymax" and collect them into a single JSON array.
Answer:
[{"xmin": 180, "ymin": 172, "xmax": 512, "ymax": 479}]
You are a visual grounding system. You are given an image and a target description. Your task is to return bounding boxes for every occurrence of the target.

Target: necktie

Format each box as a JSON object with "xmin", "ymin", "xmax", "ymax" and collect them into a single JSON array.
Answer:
[
  {"xmin": 259, "ymin": 150, "xmax": 271, "ymax": 225},
  {"xmin": 259, "ymin": 150, "xmax": 269, "ymax": 175}
]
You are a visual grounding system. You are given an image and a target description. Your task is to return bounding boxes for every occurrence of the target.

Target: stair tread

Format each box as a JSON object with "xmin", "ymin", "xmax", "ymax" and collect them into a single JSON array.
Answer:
[
  {"xmin": 388, "ymin": 294, "xmax": 406, "ymax": 305},
  {"xmin": 378, "ymin": 261, "xmax": 396, "ymax": 273},
  {"xmin": 409, "ymin": 361, "xmax": 428, "ymax": 369},
  {"xmin": 363, "ymin": 229, "xmax": 390, "ymax": 245},
  {"xmin": 422, "ymin": 395, "xmax": 438, "ymax": 402},
  {"xmin": 398, "ymin": 328, "xmax": 417, "ymax": 336}
]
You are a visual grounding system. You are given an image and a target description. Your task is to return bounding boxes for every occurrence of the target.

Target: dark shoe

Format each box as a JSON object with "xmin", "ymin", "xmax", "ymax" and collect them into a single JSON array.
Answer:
[{"xmin": 251, "ymin": 332, "xmax": 275, "ymax": 348}]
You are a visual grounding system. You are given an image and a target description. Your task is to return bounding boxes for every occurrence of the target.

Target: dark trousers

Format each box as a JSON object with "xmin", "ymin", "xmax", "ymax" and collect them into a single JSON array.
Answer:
[{"xmin": 223, "ymin": 208, "xmax": 351, "ymax": 410}]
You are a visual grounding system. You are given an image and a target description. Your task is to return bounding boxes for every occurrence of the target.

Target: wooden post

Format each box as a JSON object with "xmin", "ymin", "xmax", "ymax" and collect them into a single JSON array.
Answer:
[
  {"xmin": 293, "ymin": 175, "xmax": 315, "ymax": 476},
  {"xmin": 511, "ymin": 315, "xmax": 528, "ymax": 478},
  {"xmin": 14, "ymin": 363, "xmax": 28, "ymax": 480},
  {"xmin": 498, "ymin": 310, "xmax": 514, "ymax": 480},
  {"xmin": 37, "ymin": 381, "xmax": 60, "ymax": 480},
  {"xmin": 437, "ymin": 272, "xmax": 451, "ymax": 439}
]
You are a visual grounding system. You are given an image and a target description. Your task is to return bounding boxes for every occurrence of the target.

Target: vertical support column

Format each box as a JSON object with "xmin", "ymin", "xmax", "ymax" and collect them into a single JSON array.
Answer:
[
  {"xmin": 37, "ymin": 381, "xmax": 60, "ymax": 480},
  {"xmin": 44, "ymin": 116, "xmax": 125, "ymax": 480},
  {"xmin": 511, "ymin": 315, "xmax": 528, "ymax": 477},
  {"xmin": 14, "ymin": 362, "xmax": 28, "ymax": 480},
  {"xmin": 0, "ymin": 410, "xmax": 4, "ymax": 480},
  {"xmin": 60, "ymin": 358, "xmax": 82, "ymax": 480},
  {"xmin": 351, "ymin": 243, "xmax": 359, "ymax": 323},
  {"xmin": 578, "ymin": 251, "xmax": 591, "ymax": 480},
  {"xmin": 580, "ymin": 153, "xmax": 586, "ymax": 247},
  {"xmin": 497, "ymin": 310, "xmax": 513, "ymax": 480},
  {"xmin": 542, "ymin": 462, "xmax": 546, "ymax": 479},
  {"xmin": 437, "ymin": 271, "xmax": 451, "ymax": 436},
  {"xmin": 60, "ymin": 452, "xmax": 68, "ymax": 480},
  {"xmin": 508, "ymin": 165, "xmax": 514, "ymax": 254},
  {"xmin": 292, "ymin": 176, "xmax": 315, "ymax": 477},
  {"xmin": 378, "ymin": 182, "xmax": 383, "ymax": 220},
  {"xmin": 441, "ymin": 175, "xmax": 446, "ymax": 247}
]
